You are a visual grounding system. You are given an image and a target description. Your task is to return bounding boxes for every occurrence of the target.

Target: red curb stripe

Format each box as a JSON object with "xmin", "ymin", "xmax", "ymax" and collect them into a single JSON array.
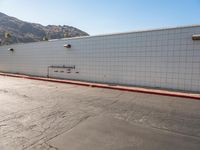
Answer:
[{"xmin": 0, "ymin": 72, "xmax": 200, "ymax": 100}]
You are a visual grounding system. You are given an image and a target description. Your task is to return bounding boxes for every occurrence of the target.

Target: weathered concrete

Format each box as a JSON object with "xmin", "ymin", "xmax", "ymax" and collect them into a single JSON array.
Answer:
[
  {"xmin": 49, "ymin": 116, "xmax": 200, "ymax": 150},
  {"xmin": 0, "ymin": 76, "xmax": 200, "ymax": 150}
]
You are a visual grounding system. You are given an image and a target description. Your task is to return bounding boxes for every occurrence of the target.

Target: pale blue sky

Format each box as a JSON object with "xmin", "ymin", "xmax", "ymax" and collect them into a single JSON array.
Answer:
[{"xmin": 0, "ymin": 0, "xmax": 199, "ymax": 35}]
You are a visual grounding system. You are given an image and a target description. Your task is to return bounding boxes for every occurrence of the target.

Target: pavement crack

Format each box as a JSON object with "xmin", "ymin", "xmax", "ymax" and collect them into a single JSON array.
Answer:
[
  {"xmin": 0, "ymin": 124, "xmax": 7, "ymax": 127},
  {"xmin": 46, "ymin": 115, "xmax": 91, "ymax": 143},
  {"xmin": 107, "ymin": 92, "xmax": 123, "ymax": 107},
  {"xmin": 44, "ymin": 141, "xmax": 60, "ymax": 150}
]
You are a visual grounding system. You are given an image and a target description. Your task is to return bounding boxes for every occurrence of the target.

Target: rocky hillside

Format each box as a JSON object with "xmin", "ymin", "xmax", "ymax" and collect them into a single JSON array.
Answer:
[{"xmin": 0, "ymin": 12, "xmax": 89, "ymax": 45}]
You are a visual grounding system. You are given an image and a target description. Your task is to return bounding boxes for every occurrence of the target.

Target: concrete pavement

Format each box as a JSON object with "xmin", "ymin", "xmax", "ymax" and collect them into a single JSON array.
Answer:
[
  {"xmin": 49, "ymin": 116, "xmax": 200, "ymax": 150},
  {"xmin": 0, "ymin": 76, "xmax": 200, "ymax": 150}
]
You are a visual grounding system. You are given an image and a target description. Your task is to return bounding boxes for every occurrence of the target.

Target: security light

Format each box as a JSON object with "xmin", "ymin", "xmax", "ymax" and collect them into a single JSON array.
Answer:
[
  {"xmin": 192, "ymin": 34, "xmax": 200, "ymax": 40},
  {"xmin": 64, "ymin": 44, "xmax": 71, "ymax": 48},
  {"xmin": 8, "ymin": 48, "xmax": 14, "ymax": 52}
]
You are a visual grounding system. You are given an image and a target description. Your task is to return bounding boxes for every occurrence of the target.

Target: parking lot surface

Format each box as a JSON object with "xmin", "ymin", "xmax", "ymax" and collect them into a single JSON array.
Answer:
[{"xmin": 0, "ymin": 76, "xmax": 200, "ymax": 150}]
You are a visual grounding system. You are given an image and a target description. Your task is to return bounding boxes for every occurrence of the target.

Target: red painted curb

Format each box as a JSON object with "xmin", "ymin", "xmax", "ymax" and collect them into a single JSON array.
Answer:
[{"xmin": 0, "ymin": 72, "xmax": 200, "ymax": 100}]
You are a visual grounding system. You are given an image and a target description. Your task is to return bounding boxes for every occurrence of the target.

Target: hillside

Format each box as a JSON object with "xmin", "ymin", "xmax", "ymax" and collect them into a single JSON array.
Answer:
[{"xmin": 0, "ymin": 12, "xmax": 89, "ymax": 45}]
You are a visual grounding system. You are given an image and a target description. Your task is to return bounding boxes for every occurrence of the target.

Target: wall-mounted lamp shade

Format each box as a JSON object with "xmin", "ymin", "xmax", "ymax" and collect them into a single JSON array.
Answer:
[
  {"xmin": 192, "ymin": 34, "xmax": 200, "ymax": 40},
  {"xmin": 64, "ymin": 44, "xmax": 71, "ymax": 48},
  {"xmin": 8, "ymin": 48, "xmax": 14, "ymax": 52}
]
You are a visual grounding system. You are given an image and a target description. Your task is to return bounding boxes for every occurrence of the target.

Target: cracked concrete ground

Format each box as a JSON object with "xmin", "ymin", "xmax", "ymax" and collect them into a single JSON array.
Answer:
[{"xmin": 0, "ymin": 76, "xmax": 200, "ymax": 150}]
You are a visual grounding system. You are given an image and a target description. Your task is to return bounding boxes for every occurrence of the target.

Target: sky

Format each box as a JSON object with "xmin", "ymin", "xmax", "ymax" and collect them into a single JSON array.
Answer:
[{"xmin": 0, "ymin": 0, "xmax": 200, "ymax": 35}]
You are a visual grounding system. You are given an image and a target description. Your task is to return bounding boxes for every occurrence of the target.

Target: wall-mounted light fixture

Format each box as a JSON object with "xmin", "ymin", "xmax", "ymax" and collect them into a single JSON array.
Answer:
[
  {"xmin": 192, "ymin": 34, "xmax": 200, "ymax": 40},
  {"xmin": 64, "ymin": 44, "xmax": 71, "ymax": 48},
  {"xmin": 8, "ymin": 48, "xmax": 14, "ymax": 52}
]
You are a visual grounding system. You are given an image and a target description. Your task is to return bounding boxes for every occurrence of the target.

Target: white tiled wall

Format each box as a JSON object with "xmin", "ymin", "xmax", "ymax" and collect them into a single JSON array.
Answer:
[{"xmin": 0, "ymin": 26, "xmax": 200, "ymax": 92}]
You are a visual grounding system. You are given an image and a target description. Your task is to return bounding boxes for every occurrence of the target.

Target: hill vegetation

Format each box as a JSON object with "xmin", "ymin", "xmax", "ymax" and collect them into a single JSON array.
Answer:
[{"xmin": 0, "ymin": 12, "xmax": 89, "ymax": 45}]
